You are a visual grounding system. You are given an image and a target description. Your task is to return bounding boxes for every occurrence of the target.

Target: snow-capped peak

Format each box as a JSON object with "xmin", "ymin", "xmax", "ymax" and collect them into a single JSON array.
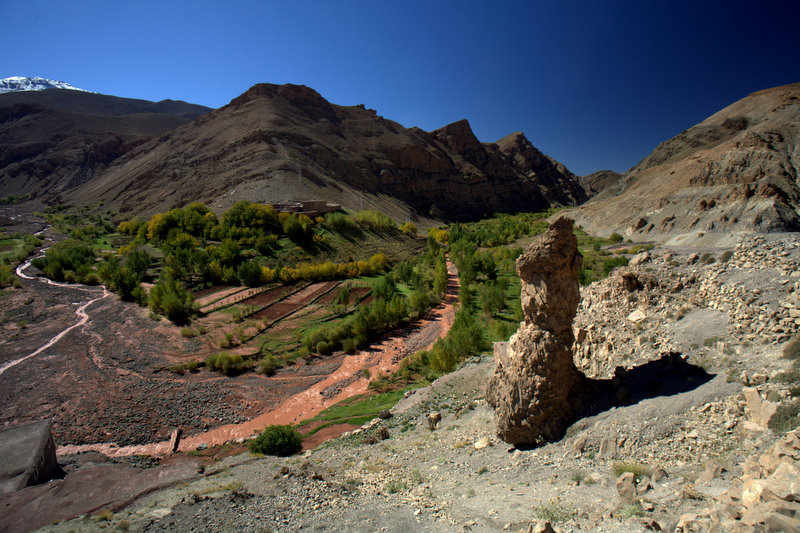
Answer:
[{"xmin": 0, "ymin": 76, "xmax": 91, "ymax": 94}]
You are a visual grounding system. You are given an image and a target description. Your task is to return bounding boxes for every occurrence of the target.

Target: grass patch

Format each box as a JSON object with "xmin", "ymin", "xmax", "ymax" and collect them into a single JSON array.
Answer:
[
  {"xmin": 703, "ymin": 336, "xmax": 719, "ymax": 348},
  {"xmin": 769, "ymin": 400, "xmax": 800, "ymax": 433},
  {"xmin": 531, "ymin": 498, "xmax": 570, "ymax": 523},
  {"xmin": 611, "ymin": 461, "xmax": 652, "ymax": 481},
  {"xmin": 385, "ymin": 480, "xmax": 408, "ymax": 493},
  {"xmin": 617, "ymin": 503, "xmax": 644, "ymax": 519},
  {"xmin": 299, "ymin": 387, "xmax": 416, "ymax": 433}
]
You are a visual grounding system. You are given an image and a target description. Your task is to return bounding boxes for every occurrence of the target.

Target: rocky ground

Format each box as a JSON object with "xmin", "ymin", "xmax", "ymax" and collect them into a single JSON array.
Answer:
[{"xmin": 29, "ymin": 232, "xmax": 800, "ymax": 532}]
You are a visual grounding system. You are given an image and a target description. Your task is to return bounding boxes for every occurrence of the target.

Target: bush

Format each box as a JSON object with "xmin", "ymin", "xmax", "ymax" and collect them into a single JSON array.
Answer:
[
  {"xmin": 609, "ymin": 232, "xmax": 623, "ymax": 243},
  {"xmin": 399, "ymin": 222, "xmax": 418, "ymax": 236},
  {"xmin": 248, "ymin": 425, "xmax": 303, "ymax": 456},
  {"xmin": 32, "ymin": 240, "xmax": 95, "ymax": 282},
  {"xmin": 204, "ymin": 352, "xmax": 247, "ymax": 375},
  {"xmin": 148, "ymin": 273, "xmax": 194, "ymax": 323},
  {"xmin": 769, "ymin": 400, "xmax": 800, "ymax": 433},
  {"xmin": 258, "ymin": 353, "xmax": 278, "ymax": 375},
  {"xmin": 611, "ymin": 461, "xmax": 652, "ymax": 481},
  {"xmin": 0, "ymin": 264, "xmax": 20, "ymax": 288}
]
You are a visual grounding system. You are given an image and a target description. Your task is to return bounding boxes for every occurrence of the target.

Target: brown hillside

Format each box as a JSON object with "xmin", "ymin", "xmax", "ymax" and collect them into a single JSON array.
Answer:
[
  {"xmin": 568, "ymin": 82, "xmax": 800, "ymax": 244},
  {"xmin": 65, "ymin": 83, "xmax": 586, "ymax": 220},
  {"xmin": 0, "ymin": 90, "xmax": 211, "ymax": 198},
  {"xmin": 580, "ymin": 169, "xmax": 623, "ymax": 197}
]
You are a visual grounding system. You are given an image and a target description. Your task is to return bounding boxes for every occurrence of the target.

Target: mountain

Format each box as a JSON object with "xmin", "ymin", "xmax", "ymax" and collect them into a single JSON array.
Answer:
[
  {"xmin": 580, "ymin": 170, "xmax": 623, "ymax": 197},
  {"xmin": 569, "ymin": 82, "xmax": 800, "ymax": 244},
  {"xmin": 0, "ymin": 76, "xmax": 89, "ymax": 94},
  {"xmin": 0, "ymin": 89, "xmax": 212, "ymax": 198},
  {"xmin": 65, "ymin": 83, "xmax": 587, "ymax": 221}
]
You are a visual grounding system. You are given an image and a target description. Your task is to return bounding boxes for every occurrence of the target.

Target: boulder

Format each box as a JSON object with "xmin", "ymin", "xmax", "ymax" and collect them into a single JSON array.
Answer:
[
  {"xmin": 629, "ymin": 251, "xmax": 651, "ymax": 267},
  {"xmin": 0, "ymin": 419, "xmax": 63, "ymax": 495},
  {"xmin": 427, "ymin": 411, "xmax": 442, "ymax": 431},
  {"xmin": 616, "ymin": 472, "xmax": 638, "ymax": 503},
  {"xmin": 743, "ymin": 387, "xmax": 778, "ymax": 428},
  {"xmin": 486, "ymin": 218, "xmax": 585, "ymax": 444}
]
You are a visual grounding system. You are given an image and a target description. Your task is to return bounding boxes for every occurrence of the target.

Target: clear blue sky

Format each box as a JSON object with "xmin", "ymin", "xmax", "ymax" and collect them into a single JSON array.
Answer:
[{"xmin": 2, "ymin": 0, "xmax": 798, "ymax": 175}]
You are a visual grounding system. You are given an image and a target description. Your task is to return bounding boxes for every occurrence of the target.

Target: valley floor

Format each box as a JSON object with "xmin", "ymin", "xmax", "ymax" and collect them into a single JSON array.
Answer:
[{"xmin": 20, "ymin": 232, "xmax": 800, "ymax": 532}]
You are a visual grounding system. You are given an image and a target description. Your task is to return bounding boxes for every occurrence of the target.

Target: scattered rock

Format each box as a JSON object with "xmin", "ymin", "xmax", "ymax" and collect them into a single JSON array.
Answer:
[
  {"xmin": 743, "ymin": 387, "xmax": 778, "ymax": 428},
  {"xmin": 616, "ymin": 472, "xmax": 638, "ymax": 503},
  {"xmin": 629, "ymin": 251, "xmax": 651, "ymax": 267},
  {"xmin": 427, "ymin": 411, "xmax": 442, "ymax": 431},
  {"xmin": 169, "ymin": 428, "xmax": 182, "ymax": 454},
  {"xmin": 473, "ymin": 437, "xmax": 490, "ymax": 450},
  {"xmin": 697, "ymin": 460, "xmax": 723, "ymax": 484},
  {"xmin": 627, "ymin": 309, "xmax": 647, "ymax": 323}
]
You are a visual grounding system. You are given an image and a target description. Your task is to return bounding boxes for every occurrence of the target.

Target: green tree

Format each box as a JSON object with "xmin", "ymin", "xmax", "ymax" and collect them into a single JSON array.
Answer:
[{"xmin": 149, "ymin": 272, "xmax": 194, "ymax": 323}]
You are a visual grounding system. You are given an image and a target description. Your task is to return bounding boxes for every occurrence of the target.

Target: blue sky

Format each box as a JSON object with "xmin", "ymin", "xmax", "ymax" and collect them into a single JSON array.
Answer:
[{"xmin": 2, "ymin": 0, "xmax": 798, "ymax": 175}]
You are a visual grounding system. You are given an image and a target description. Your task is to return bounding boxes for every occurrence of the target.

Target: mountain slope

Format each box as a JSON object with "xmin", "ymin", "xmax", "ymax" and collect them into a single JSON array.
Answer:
[
  {"xmin": 66, "ymin": 83, "xmax": 586, "ymax": 220},
  {"xmin": 569, "ymin": 82, "xmax": 800, "ymax": 244},
  {"xmin": 0, "ymin": 90, "xmax": 212, "ymax": 198},
  {"xmin": 580, "ymin": 170, "xmax": 623, "ymax": 197}
]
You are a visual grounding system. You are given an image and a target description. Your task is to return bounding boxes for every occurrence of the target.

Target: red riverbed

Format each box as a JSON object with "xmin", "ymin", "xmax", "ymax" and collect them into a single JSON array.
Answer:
[{"xmin": 57, "ymin": 262, "xmax": 460, "ymax": 457}]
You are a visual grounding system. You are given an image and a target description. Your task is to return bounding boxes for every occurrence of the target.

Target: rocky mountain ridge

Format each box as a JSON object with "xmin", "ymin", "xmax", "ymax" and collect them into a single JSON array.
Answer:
[
  {"xmin": 568, "ymin": 82, "xmax": 800, "ymax": 244},
  {"xmin": 64, "ymin": 83, "xmax": 587, "ymax": 221}
]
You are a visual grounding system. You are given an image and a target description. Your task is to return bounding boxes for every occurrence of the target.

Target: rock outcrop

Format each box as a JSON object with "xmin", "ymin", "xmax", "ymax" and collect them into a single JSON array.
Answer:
[
  {"xmin": 0, "ymin": 419, "xmax": 63, "ymax": 495},
  {"xmin": 486, "ymin": 217, "xmax": 585, "ymax": 444},
  {"xmin": 676, "ymin": 429, "xmax": 800, "ymax": 531}
]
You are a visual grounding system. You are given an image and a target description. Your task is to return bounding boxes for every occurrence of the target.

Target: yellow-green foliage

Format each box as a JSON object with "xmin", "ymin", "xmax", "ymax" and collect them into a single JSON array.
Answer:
[
  {"xmin": 399, "ymin": 222, "xmax": 418, "ymax": 236},
  {"xmin": 277, "ymin": 253, "xmax": 389, "ymax": 283}
]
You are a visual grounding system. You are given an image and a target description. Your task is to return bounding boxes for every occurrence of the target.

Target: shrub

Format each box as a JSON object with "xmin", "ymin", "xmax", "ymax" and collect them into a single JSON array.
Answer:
[
  {"xmin": 32, "ymin": 239, "xmax": 95, "ymax": 282},
  {"xmin": 399, "ymin": 222, "xmax": 418, "ymax": 236},
  {"xmin": 204, "ymin": 352, "xmax": 247, "ymax": 375},
  {"xmin": 149, "ymin": 273, "xmax": 194, "ymax": 323},
  {"xmin": 248, "ymin": 425, "xmax": 303, "ymax": 456},
  {"xmin": 611, "ymin": 461, "xmax": 652, "ymax": 481},
  {"xmin": 237, "ymin": 260, "xmax": 263, "ymax": 287},
  {"xmin": 769, "ymin": 401, "xmax": 800, "ymax": 433},
  {"xmin": 0, "ymin": 264, "xmax": 20, "ymax": 288},
  {"xmin": 609, "ymin": 232, "xmax": 623, "ymax": 243},
  {"xmin": 258, "ymin": 353, "xmax": 278, "ymax": 375}
]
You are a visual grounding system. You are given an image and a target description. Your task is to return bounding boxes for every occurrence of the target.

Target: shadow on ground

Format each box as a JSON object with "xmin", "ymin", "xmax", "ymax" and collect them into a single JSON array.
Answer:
[
  {"xmin": 578, "ymin": 351, "xmax": 714, "ymax": 419},
  {"xmin": 514, "ymin": 351, "xmax": 714, "ymax": 450}
]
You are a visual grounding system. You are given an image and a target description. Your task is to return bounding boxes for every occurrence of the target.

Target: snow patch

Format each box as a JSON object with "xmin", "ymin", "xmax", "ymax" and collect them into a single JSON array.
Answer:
[{"xmin": 0, "ymin": 76, "xmax": 91, "ymax": 94}]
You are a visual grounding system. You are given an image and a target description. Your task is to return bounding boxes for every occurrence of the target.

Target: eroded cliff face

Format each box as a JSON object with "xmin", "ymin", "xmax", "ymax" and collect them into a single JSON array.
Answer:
[{"xmin": 486, "ymin": 217, "xmax": 585, "ymax": 445}]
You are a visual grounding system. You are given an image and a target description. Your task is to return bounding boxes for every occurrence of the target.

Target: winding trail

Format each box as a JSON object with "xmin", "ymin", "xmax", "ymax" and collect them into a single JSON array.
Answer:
[{"xmin": 0, "ymin": 253, "xmax": 109, "ymax": 377}]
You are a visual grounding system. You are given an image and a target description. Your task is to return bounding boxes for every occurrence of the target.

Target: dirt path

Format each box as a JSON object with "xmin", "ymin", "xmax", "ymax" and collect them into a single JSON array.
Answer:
[
  {"xmin": 58, "ymin": 260, "xmax": 460, "ymax": 457},
  {"xmin": 1, "ymin": 254, "xmax": 110, "ymax": 377}
]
